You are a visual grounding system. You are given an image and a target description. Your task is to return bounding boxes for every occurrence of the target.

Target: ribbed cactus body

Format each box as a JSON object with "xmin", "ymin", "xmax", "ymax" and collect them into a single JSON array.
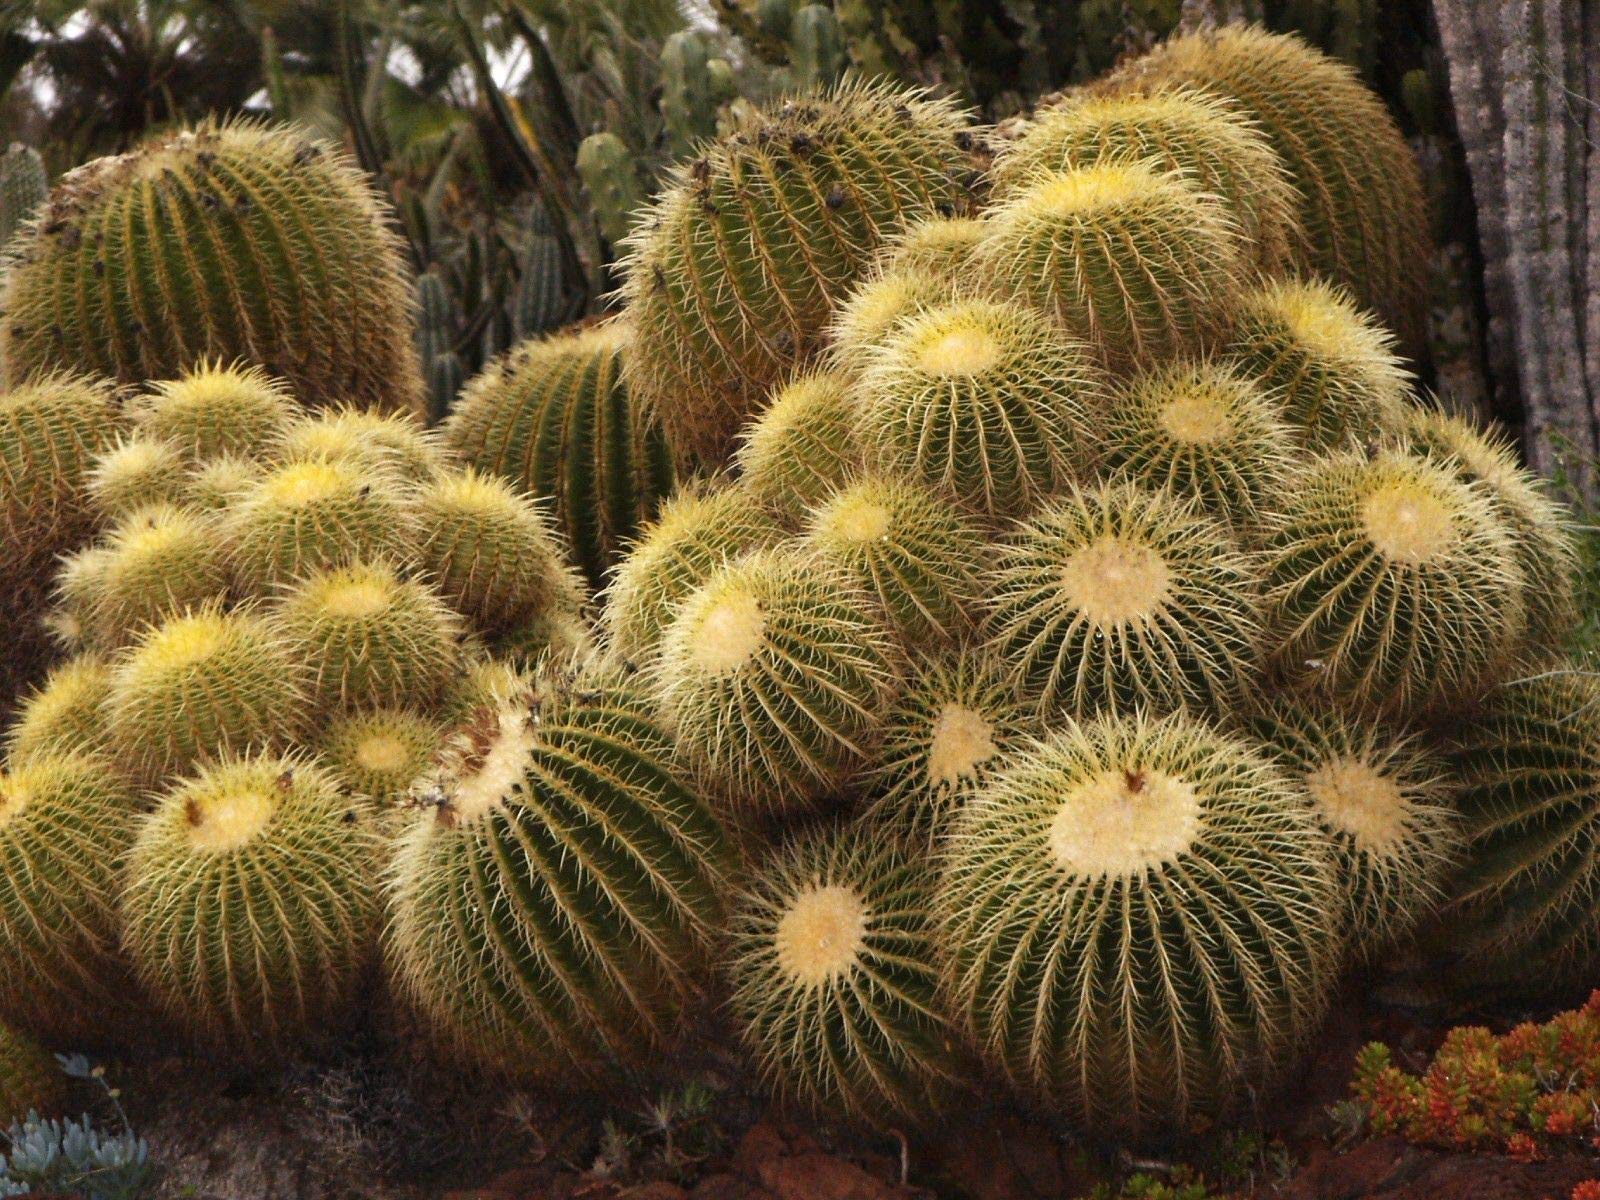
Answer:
[
  {"xmin": 655, "ymin": 551, "xmax": 898, "ymax": 812},
  {"xmin": 442, "ymin": 322, "xmax": 672, "ymax": 591},
  {"xmin": 622, "ymin": 81, "xmax": 977, "ymax": 469},
  {"xmin": 879, "ymin": 217, "xmax": 987, "ymax": 281},
  {"xmin": 576, "ymin": 133, "xmax": 644, "ymax": 249},
  {"xmin": 0, "ymin": 753, "xmax": 139, "ymax": 1039},
  {"xmin": 1263, "ymin": 451, "xmax": 1524, "ymax": 715},
  {"xmin": 275, "ymin": 407, "xmax": 447, "ymax": 483},
  {"xmin": 798, "ymin": 475, "xmax": 985, "ymax": 645},
  {"xmin": 1228, "ymin": 278, "xmax": 1408, "ymax": 449},
  {"xmin": 857, "ymin": 298, "xmax": 1109, "ymax": 519},
  {"xmin": 996, "ymin": 87, "xmax": 1298, "ymax": 271},
  {"xmin": 135, "ymin": 363, "xmax": 298, "ymax": 462},
  {"xmin": 977, "ymin": 160, "xmax": 1246, "ymax": 371},
  {"xmin": 121, "ymin": 753, "xmax": 382, "ymax": 1049},
  {"xmin": 386, "ymin": 671, "xmax": 729, "ymax": 1076},
  {"xmin": 0, "ymin": 1022, "xmax": 65, "ymax": 1122},
  {"xmin": 1104, "ymin": 25, "xmax": 1430, "ymax": 355},
  {"xmin": 0, "ymin": 122, "xmax": 423, "ymax": 414},
  {"xmin": 317, "ymin": 707, "xmax": 442, "ymax": 808},
  {"xmin": 0, "ymin": 144, "xmax": 47, "ymax": 249},
  {"xmin": 939, "ymin": 711, "xmax": 1339, "ymax": 1134},
  {"xmin": 733, "ymin": 369, "xmax": 861, "ymax": 512},
  {"xmin": 1447, "ymin": 670, "xmax": 1600, "ymax": 986},
  {"xmin": 988, "ymin": 481, "xmax": 1264, "ymax": 718},
  {"xmin": 1245, "ymin": 702, "xmax": 1458, "ymax": 959},
  {"xmin": 729, "ymin": 825, "xmax": 959, "ymax": 1123},
  {"xmin": 4, "ymin": 656, "xmax": 111, "ymax": 763}
]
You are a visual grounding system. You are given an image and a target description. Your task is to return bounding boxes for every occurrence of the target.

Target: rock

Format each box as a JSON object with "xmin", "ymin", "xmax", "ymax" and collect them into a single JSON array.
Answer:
[
  {"xmin": 925, "ymin": 1111, "xmax": 1084, "ymax": 1200},
  {"xmin": 755, "ymin": 1153, "xmax": 908, "ymax": 1200},
  {"xmin": 1277, "ymin": 1137, "xmax": 1600, "ymax": 1200},
  {"xmin": 618, "ymin": 1184, "xmax": 690, "ymax": 1200},
  {"xmin": 691, "ymin": 1173, "xmax": 774, "ymax": 1200}
]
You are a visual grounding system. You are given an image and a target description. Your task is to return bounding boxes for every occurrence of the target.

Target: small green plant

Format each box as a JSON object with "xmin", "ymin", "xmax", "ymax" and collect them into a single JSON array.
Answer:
[{"xmin": 0, "ymin": 1055, "xmax": 151, "ymax": 1200}]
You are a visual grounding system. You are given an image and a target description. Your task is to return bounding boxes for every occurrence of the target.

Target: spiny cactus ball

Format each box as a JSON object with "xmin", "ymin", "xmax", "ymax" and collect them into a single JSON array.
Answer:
[
  {"xmin": 878, "ymin": 216, "xmax": 987, "ymax": 280},
  {"xmin": 655, "ymin": 550, "xmax": 898, "ymax": 813},
  {"xmin": 133, "ymin": 361, "xmax": 297, "ymax": 461},
  {"xmin": 4, "ymin": 655, "xmax": 111, "ymax": 763},
  {"xmin": 442, "ymin": 320, "xmax": 673, "ymax": 591},
  {"xmin": 274, "ymin": 406, "xmax": 445, "ymax": 484},
  {"xmin": 121, "ymin": 753, "xmax": 382, "ymax": 1049},
  {"xmin": 728, "ymin": 825, "xmax": 960, "ymax": 1123},
  {"xmin": 856, "ymin": 297, "xmax": 1109, "ymax": 519},
  {"xmin": 1245, "ymin": 701, "xmax": 1459, "ymax": 959},
  {"xmin": 1264, "ymin": 450, "xmax": 1524, "ymax": 715},
  {"xmin": 0, "ymin": 1021, "xmax": 66, "ymax": 1122},
  {"xmin": 85, "ymin": 435, "xmax": 188, "ymax": 520},
  {"xmin": 317, "ymin": 707, "xmax": 442, "ymax": 808},
  {"xmin": 995, "ymin": 86, "xmax": 1298, "ymax": 272},
  {"xmin": 0, "ymin": 121, "xmax": 424, "ymax": 414},
  {"xmin": 1228, "ymin": 278, "xmax": 1409, "ymax": 449},
  {"xmin": 182, "ymin": 452, "xmax": 260, "ymax": 512},
  {"xmin": 988, "ymin": 481, "xmax": 1264, "ymax": 717},
  {"xmin": 733, "ymin": 369, "xmax": 861, "ymax": 513},
  {"xmin": 825, "ymin": 270, "xmax": 957, "ymax": 375},
  {"xmin": 977, "ymin": 158, "xmax": 1246, "ymax": 371},
  {"xmin": 0, "ymin": 752, "xmax": 139, "ymax": 1039},
  {"xmin": 939, "ymin": 711, "xmax": 1339, "ymax": 1134},
  {"xmin": 622, "ymin": 80, "xmax": 978, "ymax": 469},
  {"xmin": 387, "ymin": 669, "xmax": 729, "ymax": 1076}
]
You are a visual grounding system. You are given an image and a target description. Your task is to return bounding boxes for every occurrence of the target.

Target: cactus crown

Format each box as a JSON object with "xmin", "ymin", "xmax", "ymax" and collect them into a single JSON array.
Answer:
[{"xmin": 135, "ymin": 361, "xmax": 297, "ymax": 461}]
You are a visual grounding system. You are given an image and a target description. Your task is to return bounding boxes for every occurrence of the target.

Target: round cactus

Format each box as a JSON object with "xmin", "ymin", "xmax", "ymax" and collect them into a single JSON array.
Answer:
[
  {"xmin": 269, "ymin": 560, "xmax": 464, "ymax": 715},
  {"xmin": 601, "ymin": 482, "xmax": 782, "ymax": 665},
  {"xmin": 0, "ymin": 752, "xmax": 140, "ymax": 1039},
  {"xmin": 386, "ymin": 668, "xmax": 730, "ymax": 1076},
  {"xmin": 1101, "ymin": 358, "xmax": 1295, "ymax": 527},
  {"xmin": 1244, "ymin": 701, "xmax": 1459, "ymax": 959},
  {"xmin": 4, "ymin": 654, "xmax": 111, "ymax": 763},
  {"xmin": 1103, "ymin": 25, "xmax": 1430, "ymax": 355},
  {"xmin": 0, "ymin": 121, "xmax": 423, "ymax": 414},
  {"xmin": 1263, "ymin": 450, "xmax": 1525, "ymax": 715},
  {"xmin": 121, "ymin": 752, "xmax": 382, "ymax": 1049},
  {"xmin": 85, "ymin": 435, "xmax": 188, "ymax": 520},
  {"xmin": 105, "ymin": 604, "xmax": 308, "ymax": 785},
  {"xmin": 0, "ymin": 1021, "xmax": 66, "ymax": 1122},
  {"xmin": 867, "ymin": 650, "xmax": 1033, "ymax": 840},
  {"xmin": 1395, "ymin": 405, "xmax": 1577, "ymax": 651},
  {"xmin": 1227, "ymin": 278, "xmax": 1409, "ymax": 449},
  {"xmin": 987, "ymin": 480, "xmax": 1264, "ymax": 718},
  {"xmin": 655, "ymin": 550, "xmax": 898, "ymax": 812},
  {"xmin": 181, "ymin": 452, "xmax": 260, "ymax": 512},
  {"xmin": 441, "ymin": 321, "xmax": 673, "ymax": 591},
  {"xmin": 134, "ymin": 361, "xmax": 298, "ymax": 461},
  {"xmin": 317, "ymin": 707, "xmax": 443, "ymax": 808},
  {"xmin": 878, "ymin": 216, "xmax": 987, "ymax": 280},
  {"xmin": 274, "ymin": 406, "xmax": 447, "ymax": 483},
  {"xmin": 976, "ymin": 159, "xmax": 1246, "ymax": 371},
  {"xmin": 622, "ymin": 80, "xmax": 978, "ymax": 469},
  {"xmin": 994, "ymin": 86, "xmax": 1298, "ymax": 272},
  {"xmin": 856, "ymin": 297, "xmax": 1110, "ymax": 519},
  {"xmin": 413, "ymin": 468, "xmax": 583, "ymax": 637},
  {"xmin": 733, "ymin": 369, "xmax": 861, "ymax": 513},
  {"xmin": 728, "ymin": 824, "xmax": 960, "ymax": 1123},
  {"xmin": 440, "ymin": 654, "xmax": 532, "ymax": 726},
  {"xmin": 57, "ymin": 503, "xmax": 231, "ymax": 650},
  {"xmin": 220, "ymin": 455, "xmax": 417, "ymax": 591},
  {"xmin": 1445, "ymin": 668, "xmax": 1600, "ymax": 988},
  {"xmin": 825, "ymin": 270, "xmax": 958, "ymax": 375},
  {"xmin": 939, "ymin": 710, "xmax": 1339, "ymax": 1134},
  {"xmin": 798, "ymin": 474, "xmax": 985, "ymax": 645}
]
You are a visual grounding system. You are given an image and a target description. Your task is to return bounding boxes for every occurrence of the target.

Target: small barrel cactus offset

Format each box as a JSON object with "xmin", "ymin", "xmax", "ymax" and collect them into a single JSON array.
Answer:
[
  {"xmin": 317, "ymin": 707, "xmax": 442, "ymax": 809},
  {"xmin": 1244, "ymin": 701, "xmax": 1459, "ymax": 960},
  {"xmin": 4, "ymin": 655, "xmax": 112, "ymax": 764},
  {"xmin": 133, "ymin": 362, "xmax": 298, "ymax": 462},
  {"xmin": 0, "ymin": 753, "xmax": 140, "ymax": 1039},
  {"xmin": 413, "ymin": 468, "xmax": 585, "ymax": 637},
  {"xmin": 878, "ymin": 217, "xmax": 988, "ymax": 281},
  {"xmin": 0, "ymin": 121, "xmax": 424, "ymax": 414},
  {"xmin": 0, "ymin": 144, "xmax": 47, "ymax": 249},
  {"xmin": 1447, "ymin": 668, "xmax": 1600, "ymax": 988},
  {"xmin": 576, "ymin": 133, "xmax": 645, "ymax": 249},
  {"xmin": 824, "ymin": 271, "xmax": 958, "ymax": 375},
  {"xmin": 1263, "ymin": 450, "xmax": 1525, "ymax": 716},
  {"xmin": 939, "ymin": 711, "xmax": 1340, "ymax": 1135},
  {"xmin": 441, "ymin": 321, "xmax": 673, "ymax": 591},
  {"xmin": 183, "ymin": 453, "xmax": 260, "ymax": 512},
  {"xmin": 0, "ymin": 1021, "xmax": 66, "ymax": 1123},
  {"xmin": 994, "ymin": 87, "xmax": 1299, "ymax": 272},
  {"xmin": 1227, "ymin": 278, "xmax": 1410, "ymax": 449},
  {"xmin": 275, "ymin": 406, "xmax": 446, "ymax": 483},
  {"xmin": 728, "ymin": 824, "xmax": 960, "ymax": 1123},
  {"xmin": 268, "ymin": 560, "xmax": 464, "ymax": 716},
  {"xmin": 85, "ymin": 435, "xmax": 189, "ymax": 521},
  {"xmin": 1394, "ymin": 405, "xmax": 1578, "ymax": 652},
  {"xmin": 1101, "ymin": 358, "xmax": 1295, "ymax": 528},
  {"xmin": 797, "ymin": 474, "xmax": 985, "ymax": 646},
  {"xmin": 386, "ymin": 667, "xmax": 730, "ymax": 1076},
  {"xmin": 733, "ymin": 369, "xmax": 861, "ymax": 513},
  {"xmin": 867, "ymin": 650, "xmax": 1033, "ymax": 840},
  {"xmin": 856, "ymin": 297, "xmax": 1110, "ymax": 519},
  {"xmin": 622, "ymin": 80, "xmax": 978, "ymax": 470},
  {"xmin": 1102, "ymin": 25, "xmax": 1430, "ymax": 356},
  {"xmin": 654, "ymin": 550, "xmax": 899, "ymax": 813},
  {"xmin": 976, "ymin": 158, "xmax": 1247, "ymax": 372},
  {"xmin": 120, "ymin": 753, "xmax": 383, "ymax": 1050},
  {"xmin": 988, "ymin": 480, "xmax": 1265, "ymax": 718},
  {"xmin": 600, "ymin": 482, "xmax": 783, "ymax": 666},
  {"xmin": 105, "ymin": 604, "xmax": 309, "ymax": 786}
]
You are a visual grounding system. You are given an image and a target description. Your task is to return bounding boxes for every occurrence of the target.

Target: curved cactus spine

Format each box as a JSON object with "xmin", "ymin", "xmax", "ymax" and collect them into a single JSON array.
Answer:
[
  {"xmin": 733, "ymin": 369, "xmax": 861, "ymax": 513},
  {"xmin": 134, "ymin": 362, "xmax": 298, "ymax": 462},
  {"xmin": 4, "ymin": 655, "xmax": 112, "ymax": 764},
  {"xmin": 0, "ymin": 144, "xmax": 47, "ymax": 249},
  {"xmin": 824, "ymin": 270, "xmax": 959, "ymax": 376}
]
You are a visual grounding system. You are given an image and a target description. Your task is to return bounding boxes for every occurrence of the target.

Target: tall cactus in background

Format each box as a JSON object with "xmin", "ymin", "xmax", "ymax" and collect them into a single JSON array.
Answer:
[
  {"xmin": 0, "ymin": 144, "xmax": 46, "ymax": 249},
  {"xmin": 660, "ymin": 30, "xmax": 739, "ymax": 160},
  {"xmin": 576, "ymin": 134, "xmax": 646, "ymax": 250}
]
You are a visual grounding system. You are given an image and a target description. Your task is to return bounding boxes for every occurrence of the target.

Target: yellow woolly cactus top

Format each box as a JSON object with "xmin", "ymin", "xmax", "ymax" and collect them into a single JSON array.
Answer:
[
  {"xmin": 687, "ymin": 587, "xmax": 768, "ymax": 676},
  {"xmin": 1046, "ymin": 768, "xmax": 1202, "ymax": 878},
  {"xmin": 1360, "ymin": 479, "xmax": 1458, "ymax": 566},
  {"xmin": 924, "ymin": 703, "xmax": 1001, "ymax": 791},
  {"xmin": 1059, "ymin": 536, "xmax": 1174, "ymax": 627},
  {"xmin": 186, "ymin": 775, "xmax": 280, "ymax": 853},
  {"xmin": 774, "ymin": 884, "xmax": 870, "ymax": 987},
  {"xmin": 1304, "ymin": 756, "xmax": 1410, "ymax": 858}
]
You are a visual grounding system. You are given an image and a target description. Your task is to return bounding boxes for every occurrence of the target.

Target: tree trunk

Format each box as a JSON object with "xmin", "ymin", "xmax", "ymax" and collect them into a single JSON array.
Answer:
[{"xmin": 1431, "ymin": 0, "xmax": 1600, "ymax": 497}]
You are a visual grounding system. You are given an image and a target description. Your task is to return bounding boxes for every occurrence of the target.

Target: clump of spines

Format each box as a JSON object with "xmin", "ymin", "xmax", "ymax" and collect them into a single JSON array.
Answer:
[
  {"xmin": 317, "ymin": 708, "xmax": 442, "ymax": 808},
  {"xmin": 274, "ymin": 407, "xmax": 446, "ymax": 484},
  {"xmin": 4, "ymin": 656, "xmax": 111, "ymax": 763},
  {"xmin": 878, "ymin": 216, "xmax": 987, "ymax": 280},
  {"xmin": 733, "ymin": 370, "xmax": 862, "ymax": 513},
  {"xmin": 728, "ymin": 823, "xmax": 960, "ymax": 1123},
  {"xmin": 133, "ymin": 362, "xmax": 298, "ymax": 461},
  {"xmin": 85, "ymin": 435, "xmax": 187, "ymax": 521},
  {"xmin": 824, "ymin": 271, "xmax": 959, "ymax": 376}
]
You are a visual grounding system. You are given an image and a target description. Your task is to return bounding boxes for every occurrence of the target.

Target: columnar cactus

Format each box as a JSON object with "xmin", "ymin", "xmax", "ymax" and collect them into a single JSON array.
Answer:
[{"xmin": 0, "ymin": 143, "xmax": 46, "ymax": 249}]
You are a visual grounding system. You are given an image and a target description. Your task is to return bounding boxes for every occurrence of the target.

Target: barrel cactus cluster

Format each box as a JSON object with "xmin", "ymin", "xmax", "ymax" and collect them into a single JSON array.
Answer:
[{"xmin": 0, "ymin": 21, "xmax": 1589, "ymax": 1151}]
